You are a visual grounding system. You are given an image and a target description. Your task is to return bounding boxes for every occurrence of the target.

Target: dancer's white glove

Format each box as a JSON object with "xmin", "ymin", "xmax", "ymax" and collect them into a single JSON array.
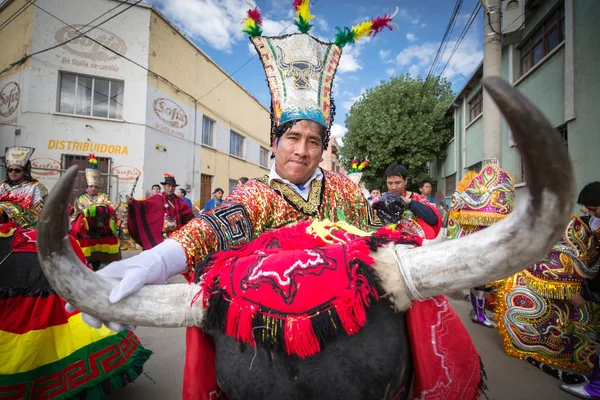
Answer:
[{"xmin": 65, "ymin": 239, "xmax": 188, "ymax": 331}]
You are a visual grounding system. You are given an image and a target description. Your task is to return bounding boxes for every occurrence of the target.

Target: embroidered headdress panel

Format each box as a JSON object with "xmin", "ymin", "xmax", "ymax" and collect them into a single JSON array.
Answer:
[
  {"xmin": 243, "ymin": 1, "xmax": 398, "ymax": 148},
  {"xmin": 5, "ymin": 147, "xmax": 34, "ymax": 168}
]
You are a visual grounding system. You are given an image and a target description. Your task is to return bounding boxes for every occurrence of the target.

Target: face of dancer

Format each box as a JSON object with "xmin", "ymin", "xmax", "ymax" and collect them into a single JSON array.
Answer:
[
  {"xmin": 7, "ymin": 164, "xmax": 25, "ymax": 184},
  {"xmin": 271, "ymin": 120, "xmax": 324, "ymax": 186},
  {"xmin": 164, "ymin": 184, "xmax": 176, "ymax": 196},
  {"xmin": 86, "ymin": 185, "xmax": 99, "ymax": 196}
]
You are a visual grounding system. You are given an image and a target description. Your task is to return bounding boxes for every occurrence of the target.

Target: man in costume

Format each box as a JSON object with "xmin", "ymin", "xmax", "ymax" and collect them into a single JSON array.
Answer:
[
  {"xmin": 0, "ymin": 146, "xmax": 47, "ymax": 228},
  {"xmin": 493, "ymin": 179, "xmax": 600, "ymax": 383},
  {"xmin": 126, "ymin": 173, "xmax": 194, "ymax": 249},
  {"xmin": 384, "ymin": 164, "xmax": 441, "ymax": 239},
  {"xmin": 75, "ymin": 4, "xmax": 482, "ymax": 399},
  {"xmin": 560, "ymin": 181, "xmax": 600, "ymax": 398},
  {"xmin": 71, "ymin": 154, "xmax": 121, "ymax": 269},
  {"xmin": 444, "ymin": 164, "xmax": 516, "ymax": 328},
  {"xmin": 0, "ymin": 147, "xmax": 151, "ymax": 399}
]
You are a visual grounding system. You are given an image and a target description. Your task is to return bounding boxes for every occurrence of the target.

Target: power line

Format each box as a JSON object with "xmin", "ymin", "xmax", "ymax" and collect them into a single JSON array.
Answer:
[
  {"xmin": 419, "ymin": 0, "xmax": 463, "ymax": 97},
  {"xmin": 0, "ymin": 0, "xmax": 143, "ymax": 77},
  {"xmin": 16, "ymin": 2, "xmax": 271, "ymax": 143},
  {"xmin": 438, "ymin": 2, "xmax": 482, "ymax": 78},
  {"xmin": 0, "ymin": 0, "xmax": 35, "ymax": 32}
]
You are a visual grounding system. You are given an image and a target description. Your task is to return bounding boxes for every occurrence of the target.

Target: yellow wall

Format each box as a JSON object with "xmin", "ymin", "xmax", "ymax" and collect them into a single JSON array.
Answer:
[
  {"xmin": 147, "ymin": 10, "xmax": 270, "ymax": 191},
  {"xmin": 0, "ymin": 0, "xmax": 34, "ymax": 76},
  {"xmin": 147, "ymin": 13, "xmax": 269, "ymax": 139}
]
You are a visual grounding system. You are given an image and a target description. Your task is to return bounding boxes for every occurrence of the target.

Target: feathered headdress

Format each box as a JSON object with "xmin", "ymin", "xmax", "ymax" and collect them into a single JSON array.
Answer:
[
  {"xmin": 347, "ymin": 157, "xmax": 369, "ymax": 185},
  {"xmin": 85, "ymin": 153, "xmax": 101, "ymax": 187},
  {"xmin": 243, "ymin": 2, "xmax": 398, "ymax": 149}
]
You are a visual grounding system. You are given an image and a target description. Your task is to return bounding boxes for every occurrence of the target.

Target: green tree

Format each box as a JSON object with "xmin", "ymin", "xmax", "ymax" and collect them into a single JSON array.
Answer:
[{"xmin": 340, "ymin": 74, "xmax": 454, "ymax": 192}]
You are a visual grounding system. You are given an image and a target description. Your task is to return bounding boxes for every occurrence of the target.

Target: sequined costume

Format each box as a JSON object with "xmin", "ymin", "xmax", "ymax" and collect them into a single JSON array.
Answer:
[
  {"xmin": 71, "ymin": 193, "xmax": 121, "ymax": 265},
  {"xmin": 0, "ymin": 149, "xmax": 150, "ymax": 399},
  {"xmin": 444, "ymin": 164, "xmax": 516, "ymax": 328},
  {"xmin": 0, "ymin": 179, "xmax": 47, "ymax": 228},
  {"xmin": 495, "ymin": 215, "xmax": 600, "ymax": 373},
  {"xmin": 172, "ymin": 170, "xmax": 381, "ymax": 277}
]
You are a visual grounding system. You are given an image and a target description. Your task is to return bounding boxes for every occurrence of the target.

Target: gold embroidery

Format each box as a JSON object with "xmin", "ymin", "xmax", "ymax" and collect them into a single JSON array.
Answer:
[{"xmin": 257, "ymin": 176, "xmax": 323, "ymax": 216}]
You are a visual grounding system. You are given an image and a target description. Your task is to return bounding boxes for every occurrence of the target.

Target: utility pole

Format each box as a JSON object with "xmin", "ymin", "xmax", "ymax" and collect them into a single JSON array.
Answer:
[{"xmin": 481, "ymin": 0, "xmax": 503, "ymax": 166}]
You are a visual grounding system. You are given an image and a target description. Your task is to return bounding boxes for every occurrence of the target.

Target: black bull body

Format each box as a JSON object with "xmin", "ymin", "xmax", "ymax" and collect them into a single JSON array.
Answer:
[{"xmin": 36, "ymin": 78, "xmax": 575, "ymax": 399}]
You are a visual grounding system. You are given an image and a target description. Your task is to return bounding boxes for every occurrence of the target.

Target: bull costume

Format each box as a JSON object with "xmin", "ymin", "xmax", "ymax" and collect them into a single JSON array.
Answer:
[
  {"xmin": 444, "ymin": 164, "xmax": 516, "ymax": 328},
  {"xmin": 71, "ymin": 154, "xmax": 121, "ymax": 268},
  {"xmin": 0, "ymin": 147, "xmax": 151, "ymax": 398},
  {"xmin": 126, "ymin": 173, "xmax": 194, "ymax": 250},
  {"xmin": 76, "ymin": 3, "xmax": 481, "ymax": 399},
  {"xmin": 37, "ymin": 77, "xmax": 578, "ymax": 400}
]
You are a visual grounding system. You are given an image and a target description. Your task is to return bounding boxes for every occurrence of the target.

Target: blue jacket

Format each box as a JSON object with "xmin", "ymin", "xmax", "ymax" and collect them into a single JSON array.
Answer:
[
  {"xmin": 181, "ymin": 196, "xmax": 193, "ymax": 211},
  {"xmin": 203, "ymin": 198, "xmax": 223, "ymax": 212}
]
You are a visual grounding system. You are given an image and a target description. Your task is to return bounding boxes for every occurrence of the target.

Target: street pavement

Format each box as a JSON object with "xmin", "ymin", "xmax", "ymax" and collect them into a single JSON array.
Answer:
[{"xmin": 108, "ymin": 254, "xmax": 576, "ymax": 399}]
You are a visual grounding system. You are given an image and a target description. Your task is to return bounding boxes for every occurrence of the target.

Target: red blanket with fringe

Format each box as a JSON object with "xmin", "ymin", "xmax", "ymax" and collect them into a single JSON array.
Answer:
[{"xmin": 183, "ymin": 221, "xmax": 481, "ymax": 400}]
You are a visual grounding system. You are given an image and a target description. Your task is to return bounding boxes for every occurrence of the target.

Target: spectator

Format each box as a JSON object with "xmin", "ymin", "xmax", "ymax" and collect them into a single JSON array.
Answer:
[
  {"xmin": 204, "ymin": 188, "xmax": 224, "ymax": 212},
  {"xmin": 385, "ymin": 164, "xmax": 440, "ymax": 239},
  {"xmin": 419, "ymin": 180, "xmax": 435, "ymax": 203},
  {"xmin": 178, "ymin": 188, "xmax": 194, "ymax": 211},
  {"xmin": 237, "ymin": 177, "xmax": 249, "ymax": 187},
  {"xmin": 369, "ymin": 188, "xmax": 381, "ymax": 205},
  {"xmin": 151, "ymin": 184, "xmax": 161, "ymax": 195}
]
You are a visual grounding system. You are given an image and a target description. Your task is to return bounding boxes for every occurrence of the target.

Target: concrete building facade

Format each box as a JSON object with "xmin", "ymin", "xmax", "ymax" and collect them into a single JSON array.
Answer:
[
  {"xmin": 430, "ymin": 0, "xmax": 599, "ymax": 211},
  {"xmin": 0, "ymin": 0, "xmax": 271, "ymax": 209}
]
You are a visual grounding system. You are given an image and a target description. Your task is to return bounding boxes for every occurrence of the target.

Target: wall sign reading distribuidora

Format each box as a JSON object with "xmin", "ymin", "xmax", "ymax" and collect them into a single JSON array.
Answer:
[{"xmin": 48, "ymin": 140, "xmax": 129, "ymax": 155}]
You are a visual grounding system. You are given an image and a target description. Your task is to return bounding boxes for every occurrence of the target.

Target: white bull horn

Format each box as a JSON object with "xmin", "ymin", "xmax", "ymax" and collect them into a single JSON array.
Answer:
[
  {"xmin": 384, "ymin": 77, "xmax": 574, "ymax": 303},
  {"xmin": 36, "ymin": 166, "xmax": 204, "ymax": 328}
]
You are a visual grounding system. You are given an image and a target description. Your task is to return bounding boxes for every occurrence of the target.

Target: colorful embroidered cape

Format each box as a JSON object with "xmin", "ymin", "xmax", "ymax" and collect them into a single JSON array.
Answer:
[
  {"xmin": 128, "ymin": 193, "xmax": 194, "ymax": 250},
  {"xmin": 171, "ymin": 170, "xmax": 381, "ymax": 277},
  {"xmin": 0, "ymin": 180, "xmax": 47, "ymax": 228},
  {"xmin": 495, "ymin": 215, "xmax": 600, "ymax": 372}
]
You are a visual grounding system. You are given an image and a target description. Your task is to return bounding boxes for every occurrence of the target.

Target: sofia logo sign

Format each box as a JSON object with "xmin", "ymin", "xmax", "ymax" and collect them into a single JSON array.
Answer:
[
  {"xmin": 31, "ymin": 158, "xmax": 61, "ymax": 176},
  {"xmin": 152, "ymin": 98, "xmax": 188, "ymax": 129},
  {"xmin": 112, "ymin": 165, "xmax": 141, "ymax": 181},
  {"xmin": 55, "ymin": 25, "xmax": 127, "ymax": 61},
  {"xmin": 0, "ymin": 82, "xmax": 20, "ymax": 118}
]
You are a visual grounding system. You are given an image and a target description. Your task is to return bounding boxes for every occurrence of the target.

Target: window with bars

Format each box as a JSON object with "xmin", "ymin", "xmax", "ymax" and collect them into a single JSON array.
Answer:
[
  {"xmin": 58, "ymin": 73, "xmax": 123, "ymax": 119},
  {"xmin": 519, "ymin": 3, "xmax": 565, "ymax": 76},
  {"xmin": 202, "ymin": 117, "xmax": 214, "ymax": 147},
  {"xmin": 259, "ymin": 147, "xmax": 269, "ymax": 168},
  {"xmin": 468, "ymin": 91, "xmax": 483, "ymax": 123},
  {"xmin": 230, "ymin": 131, "xmax": 245, "ymax": 158},
  {"xmin": 445, "ymin": 173, "xmax": 457, "ymax": 197}
]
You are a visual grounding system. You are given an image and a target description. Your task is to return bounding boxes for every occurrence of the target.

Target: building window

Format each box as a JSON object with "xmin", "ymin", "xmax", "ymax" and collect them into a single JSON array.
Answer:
[
  {"xmin": 519, "ymin": 3, "xmax": 565, "ymax": 76},
  {"xmin": 259, "ymin": 147, "xmax": 269, "ymax": 168},
  {"xmin": 468, "ymin": 91, "xmax": 483, "ymax": 122},
  {"xmin": 58, "ymin": 73, "xmax": 123, "ymax": 119},
  {"xmin": 229, "ymin": 179, "xmax": 238, "ymax": 195},
  {"xmin": 557, "ymin": 124, "xmax": 568, "ymax": 147},
  {"xmin": 445, "ymin": 173, "xmax": 456, "ymax": 197},
  {"xmin": 468, "ymin": 162, "xmax": 482, "ymax": 173},
  {"xmin": 202, "ymin": 117, "xmax": 214, "ymax": 147},
  {"xmin": 230, "ymin": 131, "xmax": 244, "ymax": 158}
]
